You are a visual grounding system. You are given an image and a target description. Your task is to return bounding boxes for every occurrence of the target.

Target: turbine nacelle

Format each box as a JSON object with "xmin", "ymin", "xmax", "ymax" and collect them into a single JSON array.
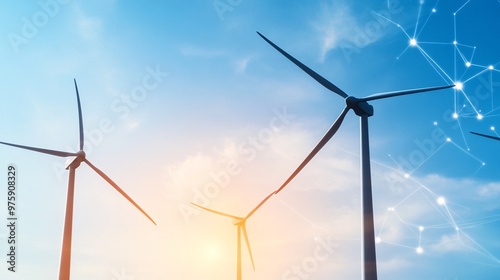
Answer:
[
  {"xmin": 345, "ymin": 96, "xmax": 374, "ymax": 116},
  {"xmin": 65, "ymin": 150, "xmax": 87, "ymax": 170},
  {"xmin": 232, "ymin": 217, "xmax": 245, "ymax": 226}
]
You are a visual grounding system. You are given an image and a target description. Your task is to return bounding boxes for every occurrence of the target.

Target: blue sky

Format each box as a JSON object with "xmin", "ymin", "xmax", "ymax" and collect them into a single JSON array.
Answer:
[{"xmin": 0, "ymin": 0, "xmax": 499, "ymax": 279}]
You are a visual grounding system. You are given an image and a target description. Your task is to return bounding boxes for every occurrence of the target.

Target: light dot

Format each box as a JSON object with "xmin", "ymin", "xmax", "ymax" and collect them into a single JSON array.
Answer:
[
  {"xmin": 477, "ymin": 114, "xmax": 483, "ymax": 120},
  {"xmin": 432, "ymin": 8, "xmax": 436, "ymax": 13},
  {"xmin": 433, "ymin": 121, "xmax": 438, "ymax": 126},
  {"xmin": 404, "ymin": 173, "xmax": 410, "ymax": 178},
  {"xmin": 419, "ymin": 226, "xmax": 424, "ymax": 232},
  {"xmin": 489, "ymin": 65, "xmax": 494, "ymax": 70},
  {"xmin": 375, "ymin": 237, "xmax": 381, "ymax": 243},
  {"xmin": 410, "ymin": 38, "xmax": 417, "ymax": 46},
  {"xmin": 453, "ymin": 40, "xmax": 457, "ymax": 45},
  {"xmin": 482, "ymin": 162, "xmax": 486, "ymax": 166},
  {"xmin": 416, "ymin": 247, "xmax": 424, "ymax": 254},
  {"xmin": 455, "ymin": 227, "xmax": 460, "ymax": 231},
  {"xmin": 491, "ymin": 126, "xmax": 495, "ymax": 131},
  {"xmin": 465, "ymin": 62, "xmax": 471, "ymax": 67},
  {"xmin": 454, "ymin": 82, "xmax": 463, "ymax": 90},
  {"xmin": 437, "ymin": 197, "xmax": 446, "ymax": 205},
  {"xmin": 452, "ymin": 112, "xmax": 459, "ymax": 119},
  {"xmin": 446, "ymin": 138, "xmax": 451, "ymax": 142}
]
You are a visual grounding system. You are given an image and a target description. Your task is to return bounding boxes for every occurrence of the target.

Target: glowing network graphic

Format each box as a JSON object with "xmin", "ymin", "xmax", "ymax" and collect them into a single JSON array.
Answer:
[
  {"xmin": 279, "ymin": 1, "xmax": 500, "ymax": 275},
  {"xmin": 374, "ymin": 0, "xmax": 500, "ymax": 268}
]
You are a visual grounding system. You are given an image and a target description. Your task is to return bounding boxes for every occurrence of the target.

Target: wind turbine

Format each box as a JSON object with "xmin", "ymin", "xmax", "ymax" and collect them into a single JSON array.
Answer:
[
  {"xmin": 192, "ymin": 191, "xmax": 274, "ymax": 280},
  {"xmin": 470, "ymin": 131, "xmax": 500, "ymax": 141},
  {"xmin": 0, "ymin": 80, "xmax": 156, "ymax": 280},
  {"xmin": 257, "ymin": 31, "xmax": 454, "ymax": 280}
]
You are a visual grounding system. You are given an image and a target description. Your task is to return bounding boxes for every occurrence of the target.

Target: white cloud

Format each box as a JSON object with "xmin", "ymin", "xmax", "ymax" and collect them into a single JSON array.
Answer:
[
  {"xmin": 477, "ymin": 181, "xmax": 500, "ymax": 197},
  {"xmin": 233, "ymin": 56, "xmax": 252, "ymax": 74},
  {"xmin": 430, "ymin": 233, "xmax": 468, "ymax": 253},
  {"xmin": 312, "ymin": 1, "xmax": 359, "ymax": 62},
  {"xmin": 77, "ymin": 15, "xmax": 102, "ymax": 41}
]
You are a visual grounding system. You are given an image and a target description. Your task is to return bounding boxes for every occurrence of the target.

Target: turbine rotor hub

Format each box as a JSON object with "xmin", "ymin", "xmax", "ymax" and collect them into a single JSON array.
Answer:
[
  {"xmin": 76, "ymin": 150, "xmax": 86, "ymax": 161},
  {"xmin": 345, "ymin": 96, "xmax": 374, "ymax": 117},
  {"xmin": 232, "ymin": 218, "xmax": 244, "ymax": 225}
]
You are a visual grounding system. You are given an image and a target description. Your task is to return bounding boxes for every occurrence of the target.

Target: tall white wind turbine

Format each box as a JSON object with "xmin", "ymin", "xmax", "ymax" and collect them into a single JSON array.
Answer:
[
  {"xmin": 0, "ymin": 80, "xmax": 156, "ymax": 280},
  {"xmin": 192, "ymin": 191, "xmax": 274, "ymax": 280},
  {"xmin": 257, "ymin": 31, "xmax": 454, "ymax": 280}
]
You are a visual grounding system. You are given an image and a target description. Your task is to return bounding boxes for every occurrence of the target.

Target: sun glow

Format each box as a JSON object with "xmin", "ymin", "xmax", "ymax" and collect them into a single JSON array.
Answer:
[{"xmin": 204, "ymin": 244, "xmax": 222, "ymax": 261}]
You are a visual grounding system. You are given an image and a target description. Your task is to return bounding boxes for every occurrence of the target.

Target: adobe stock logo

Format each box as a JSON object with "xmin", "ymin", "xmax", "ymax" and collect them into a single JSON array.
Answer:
[
  {"xmin": 281, "ymin": 236, "xmax": 338, "ymax": 280},
  {"xmin": 213, "ymin": 0, "xmax": 244, "ymax": 21},
  {"xmin": 7, "ymin": 0, "xmax": 72, "ymax": 53}
]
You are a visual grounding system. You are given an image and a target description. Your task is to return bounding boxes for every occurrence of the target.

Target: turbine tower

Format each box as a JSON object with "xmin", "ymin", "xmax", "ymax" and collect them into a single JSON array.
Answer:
[
  {"xmin": 192, "ymin": 191, "xmax": 274, "ymax": 280},
  {"xmin": 0, "ymin": 80, "xmax": 156, "ymax": 280},
  {"xmin": 257, "ymin": 31, "xmax": 454, "ymax": 280}
]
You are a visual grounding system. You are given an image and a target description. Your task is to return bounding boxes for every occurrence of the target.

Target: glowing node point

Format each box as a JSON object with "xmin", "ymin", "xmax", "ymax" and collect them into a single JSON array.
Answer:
[
  {"xmin": 455, "ymin": 226, "xmax": 459, "ymax": 231},
  {"xmin": 388, "ymin": 207, "xmax": 395, "ymax": 211},
  {"xmin": 433, "ymin": 121, "xmax": 438, "ymax": 126},
  {"xmin": 491, "ymin": 126, "xmax": 495, "ymax": 131},
  {"xmin": 410, "ymin": 38, "xmax": 417, "ymax": 46},
  {"xmin": 452, "ymin": 112, "xmax": 458, "ymax": 119},
  {"xmin": 404, "ymin": 173, "xmax": 410, "ymax": 178},
  {"xmin": 446, "ymin": 138, "xmax": 451, "ymax": 142},
  {"xmin": 416, "ymin": 247, "xmax": 424, "ymax": 254},
  {"xmin": 477, "ymin": 114, "xmax": 483, "ymax": 120},
  {"xmin": 419, "ymin": 226, "xmax": 424, "ymax": 232},
  {"xmin": 419, "ymin": 0, "xmax": 424, "ymax": 4},
  {"xmin": 454, "ymin": 82, "xmax": 463, "ymax": 90},
  {"xmin": 482, "ymin": 162, "xmax": 486, "ymax": 166},
  {"xmin": 432, "ymin": 8, "xmax": 436, "ymax": 13},
  {"xmin": 437, "ymin": 197, "xmax": 446, "ymax": 205},
  {"xmin": 375, "ymin": 237, "xmax": 381, "ymax": 243},
  {"xmin": 453, "ymin": 40, "xmax": 457, "ymax": 45},
  {"xmin": 465, "ymin": 62, "xmax": 471, "ymax": 67},
  {"xmin": 489, "ymin": 65, "xmax": 494, "ymax": 70}
]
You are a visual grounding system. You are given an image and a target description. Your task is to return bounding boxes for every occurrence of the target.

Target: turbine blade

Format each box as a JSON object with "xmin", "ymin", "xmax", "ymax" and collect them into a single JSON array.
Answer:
[
  {"xmin": 241, "ymin": 223, "xmax": 255, "ymax": 271},
  {"xmin": 83, "ymin": 159, "xmax": 157, "ymax": 225},
  {"xmin": 257, "ymin": 31, "xmax": 348, "ymax": 98},
  {"xmin": 0, "ymin": 141, "xmax": 76, "ymax": 157},
  {"xmin": 245, "ymin": 191, "xmax": 275, "ymax": 219},
  {"xmin": 274, "ymin": 106, "xmax": 350, "ymax": 194},
  {"xmin": 361, "ymin": 84, "xmax": 454, "ymax": 102},
  {"xmin": 191, "ymin": 203, "xmax": 242, "ymax": 220},
  {"xmin": 470, "ymin": 131, "xmax": 500, "ymax": 141},
  {"xmin": 74, "ymin": 79, "xmax": 84, "ymax": 151}
]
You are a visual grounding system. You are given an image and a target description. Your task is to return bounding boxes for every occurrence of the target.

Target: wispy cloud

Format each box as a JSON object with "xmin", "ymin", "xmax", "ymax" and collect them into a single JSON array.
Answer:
[
  {"xmin": 312, "ymin": 1, "xmax": 358, "ymax": 62},
  {"xmin": 233, "ymin": 56, "xmax": 252, "ymax": 74}
]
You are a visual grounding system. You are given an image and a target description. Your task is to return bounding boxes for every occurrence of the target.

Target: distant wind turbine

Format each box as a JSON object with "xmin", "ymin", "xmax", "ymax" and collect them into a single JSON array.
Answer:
[
  {"xmin": 257, "ymin": 31, "xmax": 454, "ymax": 280},
  {"xmin": 470, "ymin": 131, "xmax": 500, "ymax": 141},
  {"xmin": 0, "ymin": 80, "xmax": 156, "ymax": 280},
  {"xmin": 192, "ymin": 191, "xmax": 274, "ymax": 280}
]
